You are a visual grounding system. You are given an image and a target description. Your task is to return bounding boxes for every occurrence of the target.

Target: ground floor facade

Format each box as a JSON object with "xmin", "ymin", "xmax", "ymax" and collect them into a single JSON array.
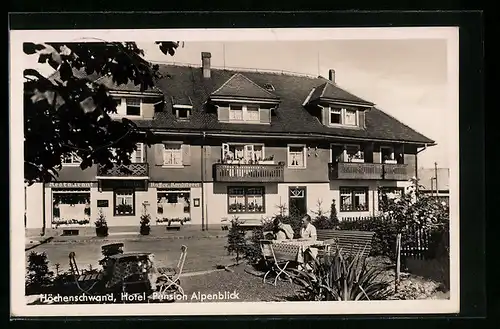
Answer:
[{"xmin": 25, "ymin": 180, "xmax": 411, "ymax": 230}]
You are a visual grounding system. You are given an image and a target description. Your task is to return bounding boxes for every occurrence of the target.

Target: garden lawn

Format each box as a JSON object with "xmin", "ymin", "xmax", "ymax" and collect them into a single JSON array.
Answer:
[{"xmin": 26, "ymin": 237, "xmax": 232, "ymax": 275}]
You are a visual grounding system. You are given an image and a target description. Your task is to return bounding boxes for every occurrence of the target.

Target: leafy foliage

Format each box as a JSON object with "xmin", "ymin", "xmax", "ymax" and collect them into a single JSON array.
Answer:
[
  {"xmin": 24, "ymin": 41, "xmax": 179, "ymax": 185},
  {"xmin": 293, "ymin": 249, "xmax": 392, "ymax": 301}
]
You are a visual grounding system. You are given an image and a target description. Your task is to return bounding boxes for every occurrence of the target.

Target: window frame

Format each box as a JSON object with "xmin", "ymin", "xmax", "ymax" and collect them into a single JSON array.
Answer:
[
  {"xmin": 162, "ymin": 142, "xmax": 183, "ymax": 167},
  {"xmin": 287, "ymin": 144, "xmax": 307, "ymax": 169},
  {"xmin": 124, "ymin": 98, "xmax": 142, "ymax": 117},
  {"xmin": 113, "ymin": 188, "xmax": 136, "ymax": 217},
  {"xmin": 222, "ymin": 142, "xmax": 266, "ymax": 163},
  {"xmin": 227, "ymin": 186, "xmax": 266, "ymax": 214},
  {"xmin": 131, "ymin": 143, "xmax": 145, "ymax": 163},
  {"xmin": 328, "ymin": 107, "xmax": 359, "ymax": 127},
  {"xmin": 174, "ymin": 105, "xmax": 192, "ymax": 120},
  {"xmin": 229, "ymin": 104, "xmax": 261, "ymax": 123},
  {"xmin": 339, "ymin": 186, "xmax": 369, "ymax": 212}
]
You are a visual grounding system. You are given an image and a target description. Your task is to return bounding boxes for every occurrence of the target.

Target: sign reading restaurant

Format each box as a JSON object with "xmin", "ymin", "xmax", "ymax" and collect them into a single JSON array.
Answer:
[
  {"xmin": 149, "ymin": 182, "xmax": 202, "ymax": 189},
  {"xmin": 47, "ymin": 182, "xmax": 97, "ymax": 188}
]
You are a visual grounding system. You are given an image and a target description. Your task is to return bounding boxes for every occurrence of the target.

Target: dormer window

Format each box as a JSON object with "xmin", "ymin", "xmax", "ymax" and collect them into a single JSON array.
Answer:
[
  {"xmin": 328, "ymin": 107, "xmax": 358, "ymax": 127},
  {"xmin": 125, "ymin": 98, "xmax": 141, "ymax": 116},
  {"xmin": 229, "ymin": 104, "xmax": 260, "ymax": 123},
  {"xmin": 174, "ymin": 105, "xmax": 192, "ymax": 120}
]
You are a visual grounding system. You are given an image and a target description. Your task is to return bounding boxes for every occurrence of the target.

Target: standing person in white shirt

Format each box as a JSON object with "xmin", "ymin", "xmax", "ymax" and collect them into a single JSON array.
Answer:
[{"xmin": 300, "ymin": 214, "xmax": 317, "ymax": 241}]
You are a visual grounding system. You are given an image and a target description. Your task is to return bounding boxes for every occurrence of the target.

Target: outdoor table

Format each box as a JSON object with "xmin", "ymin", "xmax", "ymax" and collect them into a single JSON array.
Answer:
[
  {"xmin": 272, "ymin": 239, "xmax": 326, "ymax": 264},
  {"xmin": 105, "ymin": 252, "xmax": 160, "ymax": 292}
]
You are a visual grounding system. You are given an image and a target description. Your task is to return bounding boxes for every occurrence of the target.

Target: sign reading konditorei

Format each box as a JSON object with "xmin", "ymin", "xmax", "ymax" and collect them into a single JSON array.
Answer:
[
  {"xmin": 150, "ymin": 182, "xmax": 202, "ymax": 189},
  {"xmin": 47, "ymin": 182, "xmax": 97, "ymax": 188}
]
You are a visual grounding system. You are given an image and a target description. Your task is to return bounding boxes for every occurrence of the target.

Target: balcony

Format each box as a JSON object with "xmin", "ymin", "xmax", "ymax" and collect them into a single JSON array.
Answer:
[
  {"xmin": 329, "ymin": 162, "xmax": 411, "ymax": 180},
  {"xmin": 383, "ymin": 163, "xmax": 410, "ymax": 180},
  {"xmin": 213, "ymin": 163, "xmax": 284, "ymax": 182},
  {"xmin": 97, "ymin": 163, "xmax": 149, "ymax": 178},
  {"xmin": 329, "ymin": 162, "xmax": 384, "ymax": 180}
]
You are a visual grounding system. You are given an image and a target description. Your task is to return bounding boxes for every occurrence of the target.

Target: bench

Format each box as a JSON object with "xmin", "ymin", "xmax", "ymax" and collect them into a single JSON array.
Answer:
[
  {"xmin": 316, "ymin": 229, "xmax": 375, "ymax": 259},
  {"xmin": 220, "ymin": 218, "xmax": 262, "ymax": 231}
]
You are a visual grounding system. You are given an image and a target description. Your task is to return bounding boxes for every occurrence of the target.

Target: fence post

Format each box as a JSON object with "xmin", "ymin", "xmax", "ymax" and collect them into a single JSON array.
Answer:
[{"xmin": 395, "ymin": 233, "xmax": 402, "ymax": 293}]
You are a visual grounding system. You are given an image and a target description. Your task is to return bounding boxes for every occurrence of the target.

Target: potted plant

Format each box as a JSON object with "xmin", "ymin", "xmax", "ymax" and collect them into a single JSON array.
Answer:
[
  {"xmin": 139, "ymin": 203, "xmax": 151, "ymax": 235},
  {"xmin": 259, "ymin": 155, "xmax": 275, "ymax": 164},
  {"xmin": 95, "ymin": 209, "xmax": 109, "ymax": 237}
]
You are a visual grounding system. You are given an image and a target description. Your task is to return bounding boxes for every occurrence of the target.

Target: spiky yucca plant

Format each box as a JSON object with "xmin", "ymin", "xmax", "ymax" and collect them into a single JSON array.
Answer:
[{"xmin": 293, "ymin": 249, "xmax": 392, "ymax": 301}]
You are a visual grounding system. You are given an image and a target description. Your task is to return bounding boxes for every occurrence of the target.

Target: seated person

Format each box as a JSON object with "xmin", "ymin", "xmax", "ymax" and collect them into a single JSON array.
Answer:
[
  {"xmin": 299, "ymin": 214, "xmax": 317, "ymax": 241},
  {"xmin": 273, "ymin": 217, "xmax": 294, "ymax": 241}
]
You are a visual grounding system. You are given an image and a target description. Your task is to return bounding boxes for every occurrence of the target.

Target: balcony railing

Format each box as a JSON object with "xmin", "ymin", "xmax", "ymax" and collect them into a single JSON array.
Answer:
[
  {"xmin": 97, "ymin": 163, "xmax": 149, "ymax": 178},
  {"xmin": 329, "ymin": 162, "xmax": 411, "ymax": 180},
  {"xmin": 383, "ymin": 163, "xmax": 410, "ymax": 180},
  {"xmin": 329, "ymin": 162, "xmax": 384, "ymax": 180},
  {"xmin": 214, "ymin": 163, "xmax": 284, "ymax": 182}
]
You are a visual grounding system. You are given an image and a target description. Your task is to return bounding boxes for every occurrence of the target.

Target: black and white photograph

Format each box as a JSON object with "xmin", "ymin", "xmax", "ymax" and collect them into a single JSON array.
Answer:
[{"xmin": 10, "ymin": 27, "xmax": 459, "ymax": 316}]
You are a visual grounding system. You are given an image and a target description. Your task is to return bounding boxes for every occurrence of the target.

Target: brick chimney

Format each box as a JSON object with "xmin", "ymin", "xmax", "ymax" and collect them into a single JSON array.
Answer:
[
  {"xmin": 328, "ymin": 69, "xmax": 336, "ymax": 83},
  {"xmin": 202, "ymin": 52, "xmax": 211, "ymax": 78}
]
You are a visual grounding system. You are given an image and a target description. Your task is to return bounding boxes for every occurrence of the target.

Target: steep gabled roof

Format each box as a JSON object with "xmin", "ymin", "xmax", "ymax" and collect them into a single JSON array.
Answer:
[
  {"xmin": 308, "ymin": 82, "xmax": 374, "ymax": 106},
  {"xmin": 129, "ymin": 64, "xmax": 434, "ymax": 145},
  {"xmin": 210, "ymin": 73, "xmax": 280, "ymax": 101},
  {"xmin": 65, "ymin": 63, "xmax": 434, "ymax": 145}
]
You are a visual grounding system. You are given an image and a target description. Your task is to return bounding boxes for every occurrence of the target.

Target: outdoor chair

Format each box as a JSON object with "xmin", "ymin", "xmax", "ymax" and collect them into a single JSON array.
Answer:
[
  {"xmin": 155, "ymin": 245, "xmax": 188, "ymax": 298},
  {"xmin": 259, "ymin": 240, "xmax": 293, "ymax": 286},
  {"xmin": 68, "ymin": 252, "xmax": 104, "ymax": 295}
]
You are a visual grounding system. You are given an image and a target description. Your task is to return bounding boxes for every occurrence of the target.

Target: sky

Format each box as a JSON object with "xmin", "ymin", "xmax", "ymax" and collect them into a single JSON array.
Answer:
[{"xmin": 25, "ymin": 39, "xmax": 453, "ymax": 169}]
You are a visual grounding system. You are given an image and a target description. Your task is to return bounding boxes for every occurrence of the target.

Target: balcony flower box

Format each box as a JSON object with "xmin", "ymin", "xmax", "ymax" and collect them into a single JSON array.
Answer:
[{"xmin": 258, "ymin": 160, "xmax": 275, "ymax": 165}]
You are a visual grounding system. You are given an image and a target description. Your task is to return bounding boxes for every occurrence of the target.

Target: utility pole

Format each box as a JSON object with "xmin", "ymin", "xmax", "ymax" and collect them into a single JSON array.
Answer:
[{"xmin": 434, "ymin": 162, "xmax": 439, "ymax": 200}]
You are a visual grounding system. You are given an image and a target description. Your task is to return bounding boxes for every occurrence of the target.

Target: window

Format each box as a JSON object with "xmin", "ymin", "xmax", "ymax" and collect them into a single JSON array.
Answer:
[
  {"xmin": 229, "ymin": 105, "xmax": 243, "ymax": 121},
  {"xmin": 340, "ymin": 187, "xmax": 369, "ymax": 212},
  {"xmin": 125, "ymin": 99, "xmax": 141, "ymax": 116},
  {"xmin": 380, "ymin": 146, "xmax": 396, "ymax": 163},
  {"xmin": 157, "ymin": 189, "xmax": 191, "ymax": 220},
  {"xmin": 229, "ymin": 104, "xmax": 260, "ymax": 122},
  {"xmin": 163, "ymin": 143, "xmax": 183, "ymax": 166},
  {"xmin": 227, "ymin": 187, "xmax": 265, "ymax": 213},
  {"xmin": 222, "ymin": 143, "xmax": 265, "ymax": 163},
  {"xmin": 344, "ymin": 109, "xmax": 357, "ymax": 126},
  {"xmin": 61, "ymin": 153, "xmax": 82, "ymax": 166},
  {"xmin": 345, "ymin": 144, "xmax": 364, "ymax": 162},
  {"xmin": 114, "ymin": 189, "xmax": 135, "ymax": 216},
  {"xmin": 245, "ymin": 105, "xmax": 260, "ymax": 121},
  {"xmin": 288, "ymin": 145, "xmax": 306, "ymax": 168},
  {"xmin": 328, "ymin": 107, "xmax": 359, "ymax": 127},
  {"xmin": 131, "ymin": 143, "xmax": 144, "ymax": 163},
  {"xmin": 378, "ymin": 187, "xmax": 404, "ymax": 211},
  {"xmin": 329, "ymin": 108, "xmax": 342, "ymax": 124},
  {"xmin": 177, "ymin": 108, "xmax": 190, "ymax": 120},
  {"xmin": 52, "ymin": 188, "xmax": 91, "ymax": 226}
]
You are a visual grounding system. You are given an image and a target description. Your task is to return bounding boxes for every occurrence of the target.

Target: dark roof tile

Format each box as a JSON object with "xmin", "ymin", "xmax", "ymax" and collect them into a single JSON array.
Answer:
[{"xmin": 210, "ymin": 73, "xmax": 280, "ymax": 100}]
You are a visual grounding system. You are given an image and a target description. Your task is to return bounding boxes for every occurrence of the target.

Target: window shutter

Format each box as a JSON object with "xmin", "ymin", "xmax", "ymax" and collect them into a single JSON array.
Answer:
[
  {"xmin": 321, "ymin": 107, "xmax": 329, "ymax": 125},
  {"xmin": 182, "ymin": 144, "xmax": 191, "ymax": 166},
  {"xmin": 359, "ymin": 110, "xmax": 366, "ymax": 128},
  {"xmin": 222, "ymin": 143, "xmax": 230, "ymax": 160},
  {"xmin": 218, "ymin": 106, "xmax": 230, "ymax": 122},
  {"xmin": 154, "ymin": 144, "xmax": 165, "ymax": 166},
  {"xmin": 259, "ymin": 108, "xmax": 271, "ymax": 124}
]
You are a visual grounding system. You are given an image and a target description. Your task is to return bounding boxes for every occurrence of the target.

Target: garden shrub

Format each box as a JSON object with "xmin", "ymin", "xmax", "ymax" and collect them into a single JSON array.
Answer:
[{"xmin": 224, "ymin": 217, "xmax": 247, "ymax": 264}]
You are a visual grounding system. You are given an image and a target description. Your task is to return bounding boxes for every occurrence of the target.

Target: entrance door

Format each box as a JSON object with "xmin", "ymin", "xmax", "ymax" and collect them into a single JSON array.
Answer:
[
  {"xmin": 331, "ymin": 144, "xmax": 344, "ymax": 163},
  {"xmin": 289, "ymin": 186, "xmax": 307, "ymax": 217}
]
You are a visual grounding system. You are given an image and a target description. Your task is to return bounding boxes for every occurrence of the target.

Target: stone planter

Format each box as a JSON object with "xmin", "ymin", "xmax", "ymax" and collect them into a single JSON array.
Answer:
[{"xmin": 95, "ymin": 226, "xmax": 109, "ymax": 237}]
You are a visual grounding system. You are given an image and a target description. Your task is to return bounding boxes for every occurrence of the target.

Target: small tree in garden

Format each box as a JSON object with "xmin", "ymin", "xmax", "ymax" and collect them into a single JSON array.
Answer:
[
  {"xmin": 329, "ymin": 199, "xmax": 340, "ymax": 228},
  {"xmin": 225, "ymin": 217, "xmax": 247, "ymax": 264},
  {"xmin": 26, "ymin": 252, "xmax": 54, "ymax": 293},
  {"xmin": 312, "ymin": 199, "xmax": 336, "ymax": 229}
]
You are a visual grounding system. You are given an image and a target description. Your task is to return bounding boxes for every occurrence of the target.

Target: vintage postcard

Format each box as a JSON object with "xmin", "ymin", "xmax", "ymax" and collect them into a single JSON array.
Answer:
[{"xmin": 10, "ymin": 27, "xmax": 459, "ymax": 317}]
